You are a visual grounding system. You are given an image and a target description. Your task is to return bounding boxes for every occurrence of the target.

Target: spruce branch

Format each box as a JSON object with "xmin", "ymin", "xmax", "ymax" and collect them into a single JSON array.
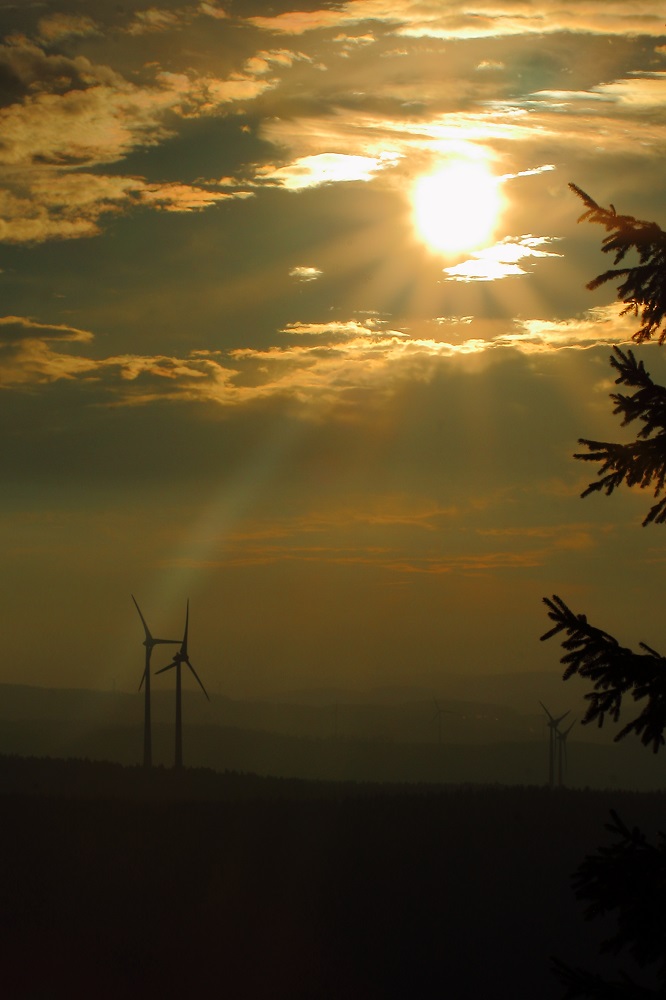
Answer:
[
  {"xmin": 551, "ymin": 959, "xmax": 659, "ymax": 1000},
  {"xmin": 568, "ymin": 811, "xmax": 666, "ymax": 972},
  {"xmin": 541, "ymin": 596, "xmax": 666, "ymax": 752},
  {"xmin": 570, "ymin": 184, "xmax": 666, "ymax": 344},
  {"xmin": 574, "ymin": 347, "xmax": 666, "ymax": 525}
]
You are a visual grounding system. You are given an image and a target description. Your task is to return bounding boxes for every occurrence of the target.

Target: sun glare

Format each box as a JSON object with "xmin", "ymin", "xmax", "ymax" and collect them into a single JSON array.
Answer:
[{"xmin": 411, "ymin": 161, "xmax": 502, "ymax": 255}]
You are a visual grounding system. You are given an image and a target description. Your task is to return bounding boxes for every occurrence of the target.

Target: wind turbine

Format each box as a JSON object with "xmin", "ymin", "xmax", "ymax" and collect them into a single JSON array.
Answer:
[
  {"xmin": 155, "ymin": 599, "xmax": 209, "ymax": 769},
  {"xmin": 556, "ymin": 719, "xmax": 576, "ymax": 788},
  {"xmin": 132, "ymin": 595, "xmax": 180, "ymax": 769},
  {"xmin": 540, "ymin": 701, "xmax": 570, "ymax": 789}
]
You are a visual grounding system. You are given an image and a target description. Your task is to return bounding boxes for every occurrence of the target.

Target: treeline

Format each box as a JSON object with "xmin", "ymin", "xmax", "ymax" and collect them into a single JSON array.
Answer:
[{"xmin": 0, "ymin": 753, "xmax": 664, "ymax": 998}]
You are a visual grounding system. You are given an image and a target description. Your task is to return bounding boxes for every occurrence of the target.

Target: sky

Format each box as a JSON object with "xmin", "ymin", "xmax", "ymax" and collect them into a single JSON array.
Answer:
[{"xmin": 1, "ymin": 0, "xmax": 666, "ymax": 702}]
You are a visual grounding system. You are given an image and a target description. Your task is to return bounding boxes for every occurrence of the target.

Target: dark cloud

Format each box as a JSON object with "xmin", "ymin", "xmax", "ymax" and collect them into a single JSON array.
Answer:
[{"xmin": 0, "ymin": 35, "xmax": 118, "ymax": 104}]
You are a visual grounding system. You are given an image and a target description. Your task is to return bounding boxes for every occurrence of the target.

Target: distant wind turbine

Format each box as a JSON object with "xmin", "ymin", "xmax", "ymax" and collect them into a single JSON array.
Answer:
[
  {"xmin": 155, "ymin": 599, "xmax": 209, "ymax": 769},
  {"xmin": 540, "ymin": 701, "xmax": 570, "ymax": 789},
  {"xmin": 132, "ymin": 595, "xmax": 180, "ymax": 769},
  {"xmin": 556, "ymin": 719, "xmax": 576, "ymax": 788}
]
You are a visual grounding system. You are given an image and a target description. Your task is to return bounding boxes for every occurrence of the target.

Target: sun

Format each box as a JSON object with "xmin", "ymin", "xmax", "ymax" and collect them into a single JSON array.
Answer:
[{"xmin": 411, "ymin": 160, "xmax": 502, "ymax": 255}]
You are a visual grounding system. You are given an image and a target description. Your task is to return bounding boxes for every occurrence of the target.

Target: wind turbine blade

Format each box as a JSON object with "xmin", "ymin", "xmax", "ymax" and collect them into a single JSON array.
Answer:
[
  {"xmin": 186, "ymin": 658, "xmax": 210, "ymax": 701},
  {"xmin": 152, "ymin": 637, "xmax": 181, "ymax": 646},
  {"xmin": 132, "ymin": 595, "xmax": 152, "ymax": 641},
  {"xmin": 155, "ymin": 660, "xmax": 177, "ymax": 676},
  {"xmin": 539, "ymin": 701, "xmax": 555, "ymax": 721},
  {"xmin": 181, "ymin": 599, "xmax": 190, "ymax": 653},
  {"xmin": 138, "ymin": 668, "xmax": 146, "ymax": 692}
]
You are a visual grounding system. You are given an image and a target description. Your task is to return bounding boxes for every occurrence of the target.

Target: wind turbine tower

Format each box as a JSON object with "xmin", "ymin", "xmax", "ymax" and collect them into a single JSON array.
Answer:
[
  {"xmin": 540, "ymin": 702, "xmax": 570, "ymax": 789},
  {"xmin": 556, "ymin": 719, "xmax": 576, "ymax": 788},
  {"xmin": 156, "ymin": 599, "xmax": 210, "ymax": 769},
  {"xmin": 132, "ymin": 595, "xmax": 180, "ymax": 768}
]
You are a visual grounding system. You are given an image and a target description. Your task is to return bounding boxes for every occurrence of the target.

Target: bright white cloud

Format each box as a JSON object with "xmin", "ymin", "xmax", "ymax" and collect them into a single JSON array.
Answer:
[
  {"xmin": 289, "ymin": 266, "xmax": 323, "ymax": 282},
  {"xmin": 255, "ymin": 151, "xmax": 401, "ymax": 190},
  {"xmin": 443, "ymin": 236, "xmax": 563, "ymax": 281}
]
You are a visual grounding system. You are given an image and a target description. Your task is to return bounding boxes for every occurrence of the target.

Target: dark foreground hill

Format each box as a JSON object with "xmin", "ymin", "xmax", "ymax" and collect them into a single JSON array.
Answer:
[{"xmin": 0, "ymin": 755, "xmax": 663, "ymax": 999}]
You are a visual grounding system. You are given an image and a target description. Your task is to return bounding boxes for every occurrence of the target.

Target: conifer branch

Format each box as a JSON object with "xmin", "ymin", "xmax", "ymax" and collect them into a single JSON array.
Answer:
[
  {"xmin": 570, "ymin": 184, "xmax": 666, "ymax": 344},
  {"xmin": 551, "ymin": 959, "xmax": 659, "ymax": 999},
  {"xmin": 569, "ymin": 811, "xmax": 666, "ymax": 971},
  {"xmin": 574, "ymin": 347, "xmax": 666, "ymax": 525},
  {"xmin": 541, "ymin": 595, "xmax": 666, "ymax": 752}
]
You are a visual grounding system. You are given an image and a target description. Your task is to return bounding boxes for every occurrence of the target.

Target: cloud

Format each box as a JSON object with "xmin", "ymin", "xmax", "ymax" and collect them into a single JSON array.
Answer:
[
  {"xmin": 247, "ymin": 0, "xmax": 666, "ymax": 40},
  {"xmin": 476, "ymin": 60, "xmax": 505, "ymax": 72},
  {"xmin": 247, "ymin": 8, "xmax": 355, "ymax": 35},
  {"xmin": 0, "ymin": 303, "xmax": 637, "ymax": 407},
  {"xmin": 289, "ymin": 266, "xmax": 323, "ymax": 282},
  {"xmin": 443, "ymin": 235, "xmax": 563, "ymax": 282},
  {"xmin": 124, "ymin": 7, "xmax": 189, "ymax": 36},
  {"xmin": 532, "ymin": 72, "xmax": 666, "ymax": 110},
  {"xmin": 198, "ymin": 2, "xmax": 228, "ymax": 18},
  {"xmin": 254, "ymin": 151, "xmax": 401, "ymax": 190},
  {"xmin": 0, "ymin": 35, "xmax": 280, "ymax": 242},
  {"xmin": 0, "ymin": 171, "xmax": 239, "ymax": 244},
  {"xmin": 36, "ymin": 14, "xmax": 100, "ymax": 44},
  {"xmin": 0, "ymin": 35, "xmax": 123, "ymax": 102},
  {"xmin": 247, "ymin": 111, "xmax": 560, "ymax": 202},
  {"xmin": 243, "ymin": 49, "xmax": 312, "ymax": 75},
  {"xmin": 333, "ymin": 32, "xmax": 376, "ymax": 55},
  {"xmin": 0, "ymin": 316, "xmax": 93, "ymax": 344},
  {"xmin": 0, "ymin": 315, "xmax": 237, "ymax": 396},
  {"xmin": 0, "ymin": 316, "xmax": 95, "ymax": 385},
  {"xmin": 280, "ymin": 319, "xmax": 404, "ymax": 336},
  {"xmin": 504, "ymin": 306, "xmax": 639, "ymax": 352}
]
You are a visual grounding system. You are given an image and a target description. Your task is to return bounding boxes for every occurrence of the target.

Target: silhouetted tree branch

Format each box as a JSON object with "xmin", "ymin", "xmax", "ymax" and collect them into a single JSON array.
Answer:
[
  {"xmin": 570, "ymin": 184, "xmax": 666, "ymax": 345},
  {"xmin": 541, "ymin": 595, "xmax": 666, "ymax": 753},
  {"xmin": 552, "ymin": 959, "xmax": 659, "ymax": 999},
  {"xmin": 571, "ymin": 812, "xmax": 666, "ymax": 971},
  {"xmin": 543, "ymin": 188, "xmax": 666, "ymax": 1000},
  {"xmin": 575, "ymin": 346, "xmax": 666, "ymax": 525},
  {"xmin": 552, "ymin": 810, "xmax": 666, "ymax": 998}
]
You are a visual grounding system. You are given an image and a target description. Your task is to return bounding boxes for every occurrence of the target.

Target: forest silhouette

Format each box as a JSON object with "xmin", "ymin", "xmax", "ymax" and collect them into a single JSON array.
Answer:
[{"xmin": 0, "ymin": 753, "xmax": 664, "ymax": 999}]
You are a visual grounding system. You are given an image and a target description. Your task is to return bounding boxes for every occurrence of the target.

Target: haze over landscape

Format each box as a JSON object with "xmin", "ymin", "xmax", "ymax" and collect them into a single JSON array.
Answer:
[{"xmin": 2, "ymin": 0, "xmax": 666, "ymax": 749}]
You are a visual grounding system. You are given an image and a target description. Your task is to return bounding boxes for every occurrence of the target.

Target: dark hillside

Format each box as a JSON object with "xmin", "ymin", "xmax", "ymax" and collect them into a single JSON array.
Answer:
[{"xmin": 0, "ymin": 755, "xmax": 663, "ymax": 999}]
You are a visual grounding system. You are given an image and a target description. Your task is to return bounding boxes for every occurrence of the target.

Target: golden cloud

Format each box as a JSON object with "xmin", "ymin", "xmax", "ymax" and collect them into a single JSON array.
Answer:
[
  {"xmin": 289, "ymin": 266, "xmax": 324, "ymax": 282},
  {"xmin": 248, "ymin": 0, "xmax": 666, "ymax": 39},
  {"xmin": 0, "ymin": 303, "xmax": 646, "ymax": 406},
  {"xmin": 0, "ymin": 37, "xmax": 278, "ymax": 243},
  {"xmin": 0, "ymin": 171, "xmax": 238, "ymax": 243}
]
